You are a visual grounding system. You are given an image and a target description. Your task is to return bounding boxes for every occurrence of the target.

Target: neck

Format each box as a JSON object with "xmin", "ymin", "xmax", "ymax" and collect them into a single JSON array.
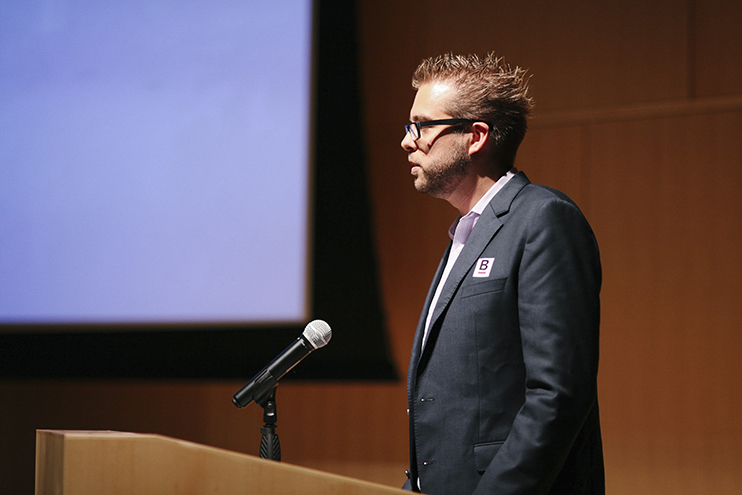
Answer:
[
  {"xmin": 446, "ymin": 175, "xmax": 498, "ymax": 216},
  {"xmin": 447, "ymin": 160, "xmax": 512, "ymax": 215}
]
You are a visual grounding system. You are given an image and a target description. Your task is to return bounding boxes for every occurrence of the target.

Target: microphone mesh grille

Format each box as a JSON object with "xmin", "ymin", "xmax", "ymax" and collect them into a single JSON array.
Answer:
[{"xmin": 302, "ymin": 319, "xmax": 332, "ymax": 348}]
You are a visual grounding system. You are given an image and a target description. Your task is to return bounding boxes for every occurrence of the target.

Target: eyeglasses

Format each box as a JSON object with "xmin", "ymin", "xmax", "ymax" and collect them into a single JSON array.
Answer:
[{"xmin": 404, "ymin": 118, "xmax": 483, "ymax": 141}]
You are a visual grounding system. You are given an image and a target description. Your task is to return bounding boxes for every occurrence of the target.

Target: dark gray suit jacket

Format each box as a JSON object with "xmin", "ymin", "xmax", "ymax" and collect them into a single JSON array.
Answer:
[{"xmin": 407, "ymin": 172, "xmax": 604, "ymax": 495}]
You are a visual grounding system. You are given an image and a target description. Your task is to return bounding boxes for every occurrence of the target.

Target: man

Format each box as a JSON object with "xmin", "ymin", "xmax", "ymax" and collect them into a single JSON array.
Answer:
[{"xmin": 401, "ymin": 53, "xmax": 604, "ymax": 495}]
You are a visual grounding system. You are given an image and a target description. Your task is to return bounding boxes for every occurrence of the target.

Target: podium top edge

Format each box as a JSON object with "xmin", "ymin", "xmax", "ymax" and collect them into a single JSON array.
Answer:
[{"xmin": 38, "ymin": 430, "xmax": 149, "ymax": 437}]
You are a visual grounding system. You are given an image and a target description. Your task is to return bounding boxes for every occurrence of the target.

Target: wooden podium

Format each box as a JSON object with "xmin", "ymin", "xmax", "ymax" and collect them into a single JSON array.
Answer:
[{"xmin": 35, "ymin": 430, "xmax": 407, "ymax": 495}]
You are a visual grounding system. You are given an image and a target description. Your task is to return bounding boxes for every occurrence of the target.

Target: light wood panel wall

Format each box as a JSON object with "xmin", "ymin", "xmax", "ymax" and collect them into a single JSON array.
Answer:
[
  {"xmin": 358, "ymin": 0, "xmax": 742, "ymax": 493},
  {"xmin": 2, "ymin": 2, "xmax": 741, "ymax": 494}
]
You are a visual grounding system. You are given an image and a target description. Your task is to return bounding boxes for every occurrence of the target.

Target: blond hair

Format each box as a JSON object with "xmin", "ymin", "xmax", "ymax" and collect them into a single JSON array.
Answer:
[{"xmin": 412, "ymin": 53, "xmax": 533, "ymax": 166}]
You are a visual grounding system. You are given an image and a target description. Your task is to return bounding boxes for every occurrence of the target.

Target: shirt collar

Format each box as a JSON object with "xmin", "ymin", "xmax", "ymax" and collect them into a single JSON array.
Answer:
[{"xmin": 448, "ymin": 168, "xmax": 517, "ymax": 240}]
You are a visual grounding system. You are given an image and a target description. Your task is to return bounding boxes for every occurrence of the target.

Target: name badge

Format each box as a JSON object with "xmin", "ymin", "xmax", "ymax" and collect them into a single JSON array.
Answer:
[{"xmin": 473, "ymin": 257, "xmax": 495, "ymax": 278}]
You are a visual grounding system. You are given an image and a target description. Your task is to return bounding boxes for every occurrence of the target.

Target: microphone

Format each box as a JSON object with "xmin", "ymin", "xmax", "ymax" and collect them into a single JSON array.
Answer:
[{"xmin": 232, "ymin": 319, "xmax": 332, "ymax": 408}]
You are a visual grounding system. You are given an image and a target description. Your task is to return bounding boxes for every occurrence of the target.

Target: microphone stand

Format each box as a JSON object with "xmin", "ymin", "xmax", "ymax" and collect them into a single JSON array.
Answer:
[{"xmin": 257, "ymin": 389, "xmax": 281, "ymax": 461}]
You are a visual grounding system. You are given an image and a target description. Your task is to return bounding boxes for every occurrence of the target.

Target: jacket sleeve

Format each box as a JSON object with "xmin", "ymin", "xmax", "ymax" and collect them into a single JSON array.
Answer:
[{"xmin": 473, "ymin": 195, "xmax": 602, "ymax": 495}]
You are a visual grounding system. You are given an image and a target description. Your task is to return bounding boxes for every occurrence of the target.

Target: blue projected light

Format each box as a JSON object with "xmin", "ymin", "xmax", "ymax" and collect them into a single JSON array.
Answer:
[{"xmin": 0, "ymin": 1, "xmax": 313, "ymax": 325}]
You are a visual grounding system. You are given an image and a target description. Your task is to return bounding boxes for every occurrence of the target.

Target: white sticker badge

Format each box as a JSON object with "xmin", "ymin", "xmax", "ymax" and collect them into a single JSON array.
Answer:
[{"xmin": 473, "ymin": 257, "xmax": 495, "ymax": 278}]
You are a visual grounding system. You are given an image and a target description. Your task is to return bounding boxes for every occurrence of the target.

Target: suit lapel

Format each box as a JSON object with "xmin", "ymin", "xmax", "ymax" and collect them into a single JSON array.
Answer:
[
  {"xmin": 416, "ymin": 172, "xmax": 531, "ymax": 368},
  {"xmin": 409, "ymin": 243, "xmax": 451, "ymax": 372}
]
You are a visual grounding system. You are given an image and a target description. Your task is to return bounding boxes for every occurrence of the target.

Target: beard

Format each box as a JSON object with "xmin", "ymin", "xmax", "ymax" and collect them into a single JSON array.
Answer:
[{"xmin": 413, "ymin": 140, "xmax": 471, "ymax": 198}]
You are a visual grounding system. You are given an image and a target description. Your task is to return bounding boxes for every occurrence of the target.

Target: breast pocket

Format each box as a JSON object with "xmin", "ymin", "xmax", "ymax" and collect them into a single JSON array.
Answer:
[{"xmin": 461, "ymin": 277, "xmax": 506, "ymax": 298}]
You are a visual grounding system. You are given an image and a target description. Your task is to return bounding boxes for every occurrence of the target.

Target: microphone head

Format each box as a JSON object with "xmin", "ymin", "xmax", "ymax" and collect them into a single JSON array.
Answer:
[{"xmin": 302, "ymin": 319, "xmax": 332, "ymax": 349}]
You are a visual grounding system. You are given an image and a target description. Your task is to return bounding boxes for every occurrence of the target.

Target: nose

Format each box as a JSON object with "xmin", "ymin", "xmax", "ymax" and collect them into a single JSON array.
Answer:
[{"xmin": 401, "ymin": 131, "xmax": 417, "ymax": 152}]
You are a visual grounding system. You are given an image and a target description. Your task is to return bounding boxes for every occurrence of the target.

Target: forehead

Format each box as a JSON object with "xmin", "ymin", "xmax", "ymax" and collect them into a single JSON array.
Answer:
[{"xmin": 410, "ymin": 80, "xmax": 455, "ymax": 121}]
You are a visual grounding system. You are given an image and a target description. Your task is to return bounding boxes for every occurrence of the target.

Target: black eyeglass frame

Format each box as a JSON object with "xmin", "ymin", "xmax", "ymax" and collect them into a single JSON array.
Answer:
[{"xmin": 404, "ymin": 118, "xmax": 488, "ymax": 141}]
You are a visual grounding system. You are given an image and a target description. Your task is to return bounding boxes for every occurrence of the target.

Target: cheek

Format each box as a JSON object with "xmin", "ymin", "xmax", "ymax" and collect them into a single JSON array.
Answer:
[{"xmin": 426, "ymin": 146, "xmax": 454, "ymax": 169}]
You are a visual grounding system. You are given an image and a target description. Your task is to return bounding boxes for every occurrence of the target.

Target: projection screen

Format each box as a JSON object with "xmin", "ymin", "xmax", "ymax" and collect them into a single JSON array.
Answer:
[{"xmin": 0, "ymin": 0, "xmax": 314, "ymax": 326}]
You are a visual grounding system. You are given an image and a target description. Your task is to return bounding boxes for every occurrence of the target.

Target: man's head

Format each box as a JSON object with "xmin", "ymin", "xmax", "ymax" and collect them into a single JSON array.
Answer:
[{"xmin": 407, "ymin": 53, "xmax": 533, "ymax": 171}]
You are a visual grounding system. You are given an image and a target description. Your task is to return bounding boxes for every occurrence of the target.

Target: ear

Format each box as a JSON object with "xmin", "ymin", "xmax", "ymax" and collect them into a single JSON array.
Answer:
[{"xmin": 467, "ymin": 122, "xmax": 491, "ymax": 156}]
